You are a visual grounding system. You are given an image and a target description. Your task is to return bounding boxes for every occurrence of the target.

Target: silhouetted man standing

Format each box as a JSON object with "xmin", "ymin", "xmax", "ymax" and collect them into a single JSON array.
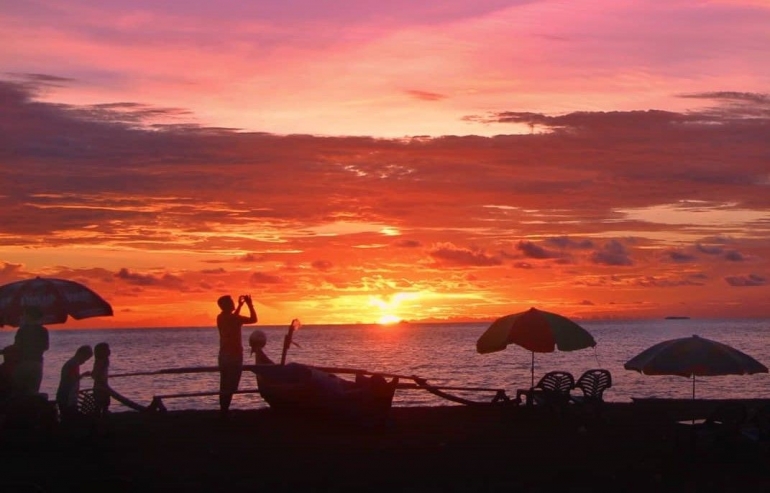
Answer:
[{"xmin": 216, "ymin": 294, "xmax": 257, "ymax": 419}]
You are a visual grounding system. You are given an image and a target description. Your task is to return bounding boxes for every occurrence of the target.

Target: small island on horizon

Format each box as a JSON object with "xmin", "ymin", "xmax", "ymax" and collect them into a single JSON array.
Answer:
[{"xmin": 664, "ymin": 316, "xmax": 691, "ymax": 320}]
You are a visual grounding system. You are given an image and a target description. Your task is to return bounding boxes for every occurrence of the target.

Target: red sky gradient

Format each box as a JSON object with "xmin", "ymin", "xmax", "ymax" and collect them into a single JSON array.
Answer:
[{"xmin": 1, "ymin": 1, "xmax": 769, "ymax": 327}]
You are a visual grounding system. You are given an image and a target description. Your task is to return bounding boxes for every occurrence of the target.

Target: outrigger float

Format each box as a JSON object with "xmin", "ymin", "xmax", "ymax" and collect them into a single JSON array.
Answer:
[{"xmin": 103, "ymin": 324, "xmax": 511, "ymax": 423}]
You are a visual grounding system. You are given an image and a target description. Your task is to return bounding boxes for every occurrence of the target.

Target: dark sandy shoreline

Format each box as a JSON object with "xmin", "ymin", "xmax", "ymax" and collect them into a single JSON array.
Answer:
[{"xmin": 3, "ymin": 400, "xmax": 770, "ymax": 492}]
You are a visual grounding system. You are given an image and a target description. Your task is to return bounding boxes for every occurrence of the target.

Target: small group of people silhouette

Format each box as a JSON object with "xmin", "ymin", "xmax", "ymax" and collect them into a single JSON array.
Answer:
[
  {"xmin": 55, "ymin": 341, "xmax": 112, "ymax": 423},
  {"xmin": 0, "ymin": 305, "xmax": 112, "ymax": 428},
  {"xmin": 1, "ymin": 294, "xmax": 288, "ymax": 424}
]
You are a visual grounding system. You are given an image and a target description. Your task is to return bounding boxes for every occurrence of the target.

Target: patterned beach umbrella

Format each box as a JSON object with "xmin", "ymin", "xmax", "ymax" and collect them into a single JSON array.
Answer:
[
  {"xmin": 0, "ymin": 276, "xmax": 113, "ymax": 327},
  {"xmin": 624, "ymin": 334, "xmax": 768, "ymax": 399},
  {"xmin": 477, "ymin": 307, "xmax": 596, "ymax": 387}
]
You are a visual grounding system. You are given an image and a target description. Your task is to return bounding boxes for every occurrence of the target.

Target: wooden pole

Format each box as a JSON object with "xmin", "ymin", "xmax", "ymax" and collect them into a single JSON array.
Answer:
[
  {"xmin": 281, "ymin": 325, "xmax": 295, "ymax": 365},
  {"xmin": 280, "ymin": 319, "xmax": 301, "ymax": 365}
]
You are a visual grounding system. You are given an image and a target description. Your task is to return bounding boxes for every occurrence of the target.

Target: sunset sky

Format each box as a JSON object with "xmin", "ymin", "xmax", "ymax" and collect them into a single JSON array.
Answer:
[{"xmin": 1, "ymin": 0, "xmax": 769, "ymax": 328}]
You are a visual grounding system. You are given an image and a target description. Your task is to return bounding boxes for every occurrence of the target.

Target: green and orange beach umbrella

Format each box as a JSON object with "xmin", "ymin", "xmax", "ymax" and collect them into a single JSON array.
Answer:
[
  {"xmin": 624, "ymin": 335, "xmax": 767, "ymax": 400},
  {"xmin": 477, "ymin": 307, "xmax": 597, "ymax": 387}
]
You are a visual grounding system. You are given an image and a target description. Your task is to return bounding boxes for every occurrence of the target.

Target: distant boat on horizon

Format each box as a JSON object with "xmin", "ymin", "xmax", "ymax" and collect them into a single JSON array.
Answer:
[{"xmin": 664, "ymin": 316, "xmax": 691, "ymax": 320}]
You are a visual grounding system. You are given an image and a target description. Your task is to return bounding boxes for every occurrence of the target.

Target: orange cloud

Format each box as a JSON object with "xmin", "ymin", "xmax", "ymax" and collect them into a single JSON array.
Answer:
[{"xmin": 1, "ymin": 76, "xmax": 769, "ymax": 325}]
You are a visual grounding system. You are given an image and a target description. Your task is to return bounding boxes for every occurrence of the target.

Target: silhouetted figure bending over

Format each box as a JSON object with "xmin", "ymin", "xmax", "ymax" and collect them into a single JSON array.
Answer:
[
  {"xmin": 216, "ymin": 294, "xmax": 257, "ymax": 418},
  {"xmin": 56, "ymin": 345, "xmax": 93, "ymax": 423}
]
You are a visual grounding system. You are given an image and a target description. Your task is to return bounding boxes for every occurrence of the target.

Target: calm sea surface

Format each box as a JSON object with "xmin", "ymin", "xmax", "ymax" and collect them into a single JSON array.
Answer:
[{"xmin": 2, "ymin": 319, "xmax": 769, "ymax": 411}]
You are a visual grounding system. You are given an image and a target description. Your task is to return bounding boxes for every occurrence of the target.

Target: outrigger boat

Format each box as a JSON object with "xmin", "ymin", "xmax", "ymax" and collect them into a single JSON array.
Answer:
[
  {"xmin": 105, "ymin": 366, "xmax": 510, "ymax": 421},
  {"xmin": 250, "ymin": 363, "xmax": 398, "ymax": 424},
  {"xmin": 105, "ymin": 323, "xmax": 512, "ymax": 423}
]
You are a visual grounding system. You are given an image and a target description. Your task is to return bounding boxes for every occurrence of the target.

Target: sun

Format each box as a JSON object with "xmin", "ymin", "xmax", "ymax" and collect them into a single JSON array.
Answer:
[
  {"xmin": 377, "ymin": 314, "xmax": 402, "ymax": 325},
  {"xmin": 370, "ymin": 291, "xmax": 420, "ymax": 325}
]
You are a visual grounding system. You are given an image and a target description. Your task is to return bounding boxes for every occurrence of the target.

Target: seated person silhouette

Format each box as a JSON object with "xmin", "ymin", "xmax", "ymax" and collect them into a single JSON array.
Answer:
[
  {"xmin": 249, "ymin": 330, "xmax": 275, "ymax": 365},
  {"xmin": 0, "ymin": 344, "xmax": 20, "ymax": 409}
]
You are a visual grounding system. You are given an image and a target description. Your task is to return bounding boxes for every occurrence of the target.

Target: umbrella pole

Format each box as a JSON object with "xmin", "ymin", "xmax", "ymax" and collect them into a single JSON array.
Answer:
[
  {"xmin": 692, "ymin": 375, "xmax": 696, "ymax": 425},
  {"xmin": 531, "ymin": 352, "xmax": 535, "ymax": 388}
]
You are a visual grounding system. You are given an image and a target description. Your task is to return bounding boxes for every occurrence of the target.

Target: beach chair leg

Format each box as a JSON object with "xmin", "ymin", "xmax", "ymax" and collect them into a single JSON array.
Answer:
[
  {"xmin": 147, "ymin": 397, "xmax": 167, "ymax": 413},
  {"xmin": 492, "ymin": 390, "xmax": 510, "ymax": 404}
]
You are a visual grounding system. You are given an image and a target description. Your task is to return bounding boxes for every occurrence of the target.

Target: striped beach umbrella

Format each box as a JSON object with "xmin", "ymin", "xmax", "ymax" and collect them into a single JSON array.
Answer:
[
  {"xmin": 0, "ymin": 276, "xmax": 113, "ymax": 327},
  {"xmin": 477, "ymin": 307, "xmax": 596, "ymax": 387}
]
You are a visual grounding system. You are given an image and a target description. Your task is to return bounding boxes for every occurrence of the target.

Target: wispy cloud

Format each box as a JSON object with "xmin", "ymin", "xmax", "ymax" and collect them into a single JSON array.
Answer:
[{"xmin": 406, "ymin": 89, "xmax": 447, "ymax": 101}]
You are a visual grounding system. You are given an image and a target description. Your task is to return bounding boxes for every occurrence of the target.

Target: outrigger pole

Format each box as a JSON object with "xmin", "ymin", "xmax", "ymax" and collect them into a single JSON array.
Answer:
[
  {"xmin": 111, "ymin": 364, "xmax": 512, "ymax": 407},
  {"xmin": 112, "ymin": 366, "xmax": 221, "ymax": 378}
]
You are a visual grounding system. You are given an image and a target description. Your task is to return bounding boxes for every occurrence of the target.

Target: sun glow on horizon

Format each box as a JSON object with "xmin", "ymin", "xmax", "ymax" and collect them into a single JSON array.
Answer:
[
  {"xmin": 369, "ymin": 291, "xmax": 422, "ymax": 325},
  {"xmin": 377, "ymin": 314, "xmax": 402, "ymax": 325}
]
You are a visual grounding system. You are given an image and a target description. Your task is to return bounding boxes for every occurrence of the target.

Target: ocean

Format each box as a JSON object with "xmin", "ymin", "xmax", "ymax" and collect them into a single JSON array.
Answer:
[{"xmin": 2, "ymin": 318, "xmax": 769, "ymax": 411}]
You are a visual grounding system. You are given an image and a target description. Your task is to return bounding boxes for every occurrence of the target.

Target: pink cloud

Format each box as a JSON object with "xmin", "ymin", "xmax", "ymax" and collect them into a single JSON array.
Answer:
[
  {"xmin": 406, "ymin": 90, "xmax": 447, "ymax": 101},
  {"xmin": 2, "ymin": 1, "xmax": 768, "ymax": 138}
]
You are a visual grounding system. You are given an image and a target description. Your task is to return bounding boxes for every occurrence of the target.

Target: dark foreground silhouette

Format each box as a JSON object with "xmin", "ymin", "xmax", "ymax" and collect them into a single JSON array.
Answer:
[{"xmin": 2, "ymin": 400, "xmax": 770, "ymax": 493}]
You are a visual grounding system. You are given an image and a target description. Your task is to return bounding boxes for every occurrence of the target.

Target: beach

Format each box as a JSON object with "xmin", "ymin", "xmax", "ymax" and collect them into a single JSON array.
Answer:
[{"xmin": 3, "ymin": 400, "xmax": 770, "ymax": 493}]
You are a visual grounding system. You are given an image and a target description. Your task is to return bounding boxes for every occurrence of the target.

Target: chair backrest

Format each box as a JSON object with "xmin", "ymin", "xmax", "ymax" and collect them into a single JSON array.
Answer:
[
  {"xmin": 535, "ymin": 371, "xmax": 575, "ymax": 395},
  {"xmin": 574, "ymin": 369, "xmax": 612, "ymax": 401},
  {"xmin": 77, "ymin": 389, "xmax": 99, "ymax": 417}
]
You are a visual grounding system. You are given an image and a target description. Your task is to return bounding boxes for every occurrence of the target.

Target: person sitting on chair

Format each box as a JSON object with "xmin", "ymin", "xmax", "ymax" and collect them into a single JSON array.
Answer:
[{"xmin": 0, "ymin": 344, "xmax": 20, "ymax": 409}]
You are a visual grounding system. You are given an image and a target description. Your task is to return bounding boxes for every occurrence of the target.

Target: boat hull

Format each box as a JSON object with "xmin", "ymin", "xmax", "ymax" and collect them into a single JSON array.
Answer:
[{"xmin": 253, "ymin": 363, "xmax": 397, "ymax": 424}]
